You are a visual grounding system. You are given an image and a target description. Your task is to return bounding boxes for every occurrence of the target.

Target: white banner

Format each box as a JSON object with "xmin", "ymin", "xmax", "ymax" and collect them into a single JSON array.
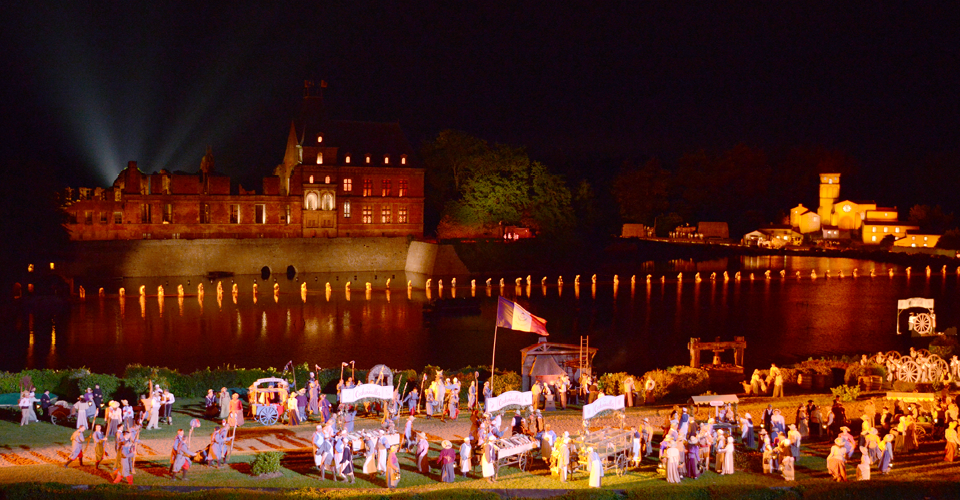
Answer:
[
  {"xmin": 341, "ymin": 384, "xmax": 394, "ymax": 404},
  {"xmin": 485, "ymin": 391, "xmax": 533, "ymax": 413},
  {"xmin": 583, "ymin": 394, "xmax": 625, "ymax": 420}
]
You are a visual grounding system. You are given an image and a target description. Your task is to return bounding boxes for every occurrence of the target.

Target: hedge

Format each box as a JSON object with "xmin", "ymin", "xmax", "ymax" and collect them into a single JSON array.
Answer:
[{"xmin": 640, "ymin": 366, "xmax": 710, "ymax": 401}]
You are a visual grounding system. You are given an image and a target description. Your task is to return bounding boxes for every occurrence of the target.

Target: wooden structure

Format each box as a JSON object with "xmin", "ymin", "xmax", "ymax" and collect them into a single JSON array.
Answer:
[
  {"xmin": 520, "ymin": 338, "xmax": 598, "ymax": 391},
  {"xmin": 688, "ymin": 337, "xmax": 746, "ymax": 369}
]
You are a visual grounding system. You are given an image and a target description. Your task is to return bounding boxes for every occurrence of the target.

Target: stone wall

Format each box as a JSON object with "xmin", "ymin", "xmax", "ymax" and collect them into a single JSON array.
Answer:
[{"xmin": 64, "ymin": 238, "xmax": 457, "ymax": 278}]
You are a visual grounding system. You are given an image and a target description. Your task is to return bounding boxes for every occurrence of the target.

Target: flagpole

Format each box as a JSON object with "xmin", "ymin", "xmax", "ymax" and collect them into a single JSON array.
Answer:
[{"xmin": 490, "ymin": 325, "xmax": 498, "ymax": 389}]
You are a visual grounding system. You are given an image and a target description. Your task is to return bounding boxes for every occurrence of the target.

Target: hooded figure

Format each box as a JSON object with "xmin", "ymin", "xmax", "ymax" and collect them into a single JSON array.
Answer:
[{"xmin": 588, "ymin": 446, "xmax": 604, "ymax": 487}]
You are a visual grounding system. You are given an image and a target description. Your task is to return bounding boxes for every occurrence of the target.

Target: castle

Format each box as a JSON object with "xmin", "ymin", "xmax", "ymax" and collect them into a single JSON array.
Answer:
[{"xmin": 61, "ymin": 84, "xmax": 424, "ymax": 241}]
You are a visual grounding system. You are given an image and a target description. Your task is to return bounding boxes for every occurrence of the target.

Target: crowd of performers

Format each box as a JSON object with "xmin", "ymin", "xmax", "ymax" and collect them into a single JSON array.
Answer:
[{"xmin": 36, "ymin": 363, "xmax": 960, "ymax": 488}]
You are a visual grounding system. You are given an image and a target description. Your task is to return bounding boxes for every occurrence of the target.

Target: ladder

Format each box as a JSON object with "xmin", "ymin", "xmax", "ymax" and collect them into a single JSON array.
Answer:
[{"xmin": 579, "ymin": 336, "xmax": 590, "ymax": 376}]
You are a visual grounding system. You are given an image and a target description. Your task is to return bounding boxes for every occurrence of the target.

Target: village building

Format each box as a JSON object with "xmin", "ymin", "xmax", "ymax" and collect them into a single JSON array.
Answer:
[
  {"xmin": 780, "ymin": 172, "xmax": 938, "ymax": 247},
  {"xmin": 60, "ymin": 83, "xmax": 424, "ymax": 241}
]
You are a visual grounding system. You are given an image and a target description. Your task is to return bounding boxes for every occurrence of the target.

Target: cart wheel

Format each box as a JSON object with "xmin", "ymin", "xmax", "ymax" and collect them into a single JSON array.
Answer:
[
  {"xmin": 930, "ymin": 356, "xmax": 949, "ymax": 381},
  {"xmin": 260, "ymin": 406, "xmax": 278, "ymax": 425},
  {"xmin": 884, "ymin": 350, "xmax": 900, "ymax": 361},
  {"xmin": 616, "ymin": 454, "xmax": 628, "ymax": 476},
  {"xmin": 917, "ymin": 348, "xmax": 931, "ymax": 357},
  {"xmin": 49, "ymin": 414, "xmax": 58, "ymax": 426},
  {"xmin": 898, "ymin": 360, "xmax": 921, "ymax": 383},
  {"xmin": 916, "ymin": 425, "xmax": 928, "ymax": 441},
  {"xmin": 914, "ymin": 315, "xmax": 933, "ymax": 335},
  {"xmin": 519, "ymin": 453, "xmax": 528, "ymax": 471}
]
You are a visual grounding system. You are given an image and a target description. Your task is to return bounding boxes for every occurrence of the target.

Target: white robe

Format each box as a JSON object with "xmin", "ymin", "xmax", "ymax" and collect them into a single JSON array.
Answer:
[
  {"xmin": 481, "ymin": 443, "xmax": 495, "ymax": 478},
  {"xmin": 588, "ymin": 451, "xmax": 604, "ymax": 487}
]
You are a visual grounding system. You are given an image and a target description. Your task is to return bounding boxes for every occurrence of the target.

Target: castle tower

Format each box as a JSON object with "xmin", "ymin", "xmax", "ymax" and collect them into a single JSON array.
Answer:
[{"xmin": 817, "ymin": 173, "xmax": 841, "ymax": 221}]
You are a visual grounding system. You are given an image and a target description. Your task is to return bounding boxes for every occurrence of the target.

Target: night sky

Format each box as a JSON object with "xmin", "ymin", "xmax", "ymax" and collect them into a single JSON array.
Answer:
[{"xmin": 2, "ymin": 2, "xmax": 959, "ymax": 206}]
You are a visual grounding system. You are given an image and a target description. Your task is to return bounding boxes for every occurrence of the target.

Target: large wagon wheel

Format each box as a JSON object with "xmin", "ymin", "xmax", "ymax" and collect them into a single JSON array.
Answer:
[
  {"xmin": 915, "ymin": 425, "xmax": 928, "ymax": 442},
  {"xmin": 258, "ymin": 405, "xmax": 278, "ymax": 425},
  {"xmin": 616, "ymin": 453, "xmax": 628, "ymax": 476},
  {"xmin": 885, "ymin": 351, "xmax": 901, "ymax": 362},
  {"xmin": 929, "ymin": 357, "xmax": 950, "ymax": 381},
  {"xmin": 913, "ymin": 314, "xmax": 933, "ymax": 335},
  {"xmin": 898, "ymin": 360, "xmax": 921, "ymax": 383},
  {"xmin": 49, "ymin": 413, "xmax": 59, "ymax": 426},
  {"xmin": 518, "ymin": 452, "xmax": 529, "ymax": 471}
]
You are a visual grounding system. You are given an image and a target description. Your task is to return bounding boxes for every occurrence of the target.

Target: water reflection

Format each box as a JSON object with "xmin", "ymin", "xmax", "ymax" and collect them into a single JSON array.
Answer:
[{"xmin": 7, "ymin": 260, "xmax": 960, "ymax": 376}]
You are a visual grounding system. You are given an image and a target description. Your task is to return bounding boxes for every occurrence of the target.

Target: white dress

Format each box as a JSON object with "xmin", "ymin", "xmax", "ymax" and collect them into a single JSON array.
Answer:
[{"xmin": 665, "ymin": 447, "xmax": 681, "ymax": 483}]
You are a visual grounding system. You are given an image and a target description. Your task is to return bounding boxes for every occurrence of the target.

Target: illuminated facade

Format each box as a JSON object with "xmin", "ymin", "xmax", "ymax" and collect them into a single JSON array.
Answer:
[{"xmin": 61, "ymin": 87, "xmax": 424, "ymax": 241}]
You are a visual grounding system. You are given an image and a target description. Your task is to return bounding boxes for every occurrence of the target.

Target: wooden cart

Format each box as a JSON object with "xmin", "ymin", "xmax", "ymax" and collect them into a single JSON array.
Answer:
[
  {"xmin": 571, "ymin": 428, "xmax": 633, "ymax": 477},
  {"xmin": 492, "ymin": 434, "xmax": 540, "ymax": 478}
]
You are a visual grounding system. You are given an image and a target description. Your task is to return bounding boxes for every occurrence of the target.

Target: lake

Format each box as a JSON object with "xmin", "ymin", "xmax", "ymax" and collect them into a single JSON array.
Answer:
[{"xmin": 4, "ymin": 256, "xmax": 957, "ymax": 376}]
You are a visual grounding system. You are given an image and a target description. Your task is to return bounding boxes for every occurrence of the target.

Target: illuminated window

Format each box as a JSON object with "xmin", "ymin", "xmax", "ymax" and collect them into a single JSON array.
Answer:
[
  {"xmin": 872, "ymin": 235, "xmax": 877, "ymax": 242},
  {"xmin": 381, "ymin": 207, "xmax": 392, "ymax": 223},
  {"xmin": 140, "ymin": 204, "xmax": 151, "ymax": 223},
  {"xmin": 883, "ymin": 227, "xmax": 888, "ymax": 233},
  {"xmin": 114, "ymin": 212, "xmax": 123, "ymax": 224},
  {"xmin": 895, "ymin": 227, "xmax": 899, "ymax": 233},
  {"xmin": 84, "ymin": 211, "xmax": 93, "ymax": 225},
  {"xmin": 924, "ymin": 236, "xmax": 928, "ymax": 241},
  {"xmin": 162, "ymin": 204, "xmax": 173, "ymax": 223},
  {"xmin": 321, "ymin": 192, "xmax": 334, "ymax": 211},
  {"xmin": 363, "ymin": 179, "xmax": 372, "ymax": 197},
  {"xmin": 381, "ymin": 179, "xmax": 392, "ymax": 197},
  {"xmin": 872, "ymin": 227, "xmax": 877, "ymax": 233},
  {"xmin": 325, "ymin": 175, "xmax": 330, "ymax": 184},
  {"xmin": 100, "ymin": 212, "xmax": 108, "ymax": 224},
  {"xmin": 317, "ymin": 134, "xmax": 322, "ymax": 143},
  {"xmin": 912, "ymin": 244, "xmax": 917, "ymax": 247},
  {"xmin": 398, "ymin": 207, "xmax": 408, "ymax": 223},
  {"xmin": 343, "ymin": 201, "xmax": 351, "ymax": 218},
  {"xmin": 255, "ymin": 204, "xmax": 266, "ymax": 224},
  {"xmin": 200, "ymin": 203, "xmax": 211, "ymax": 223},
  {"xmin": 285, "ymin": 205, "xmax": 291, "ymax": 224},
  {"xmin": 365, "ymin": 154, "xmax": 371, "ymax": 164},
  {"xmin": 401, "ymin": 155, "xmax": 407, "ymax": 165},
  {"xmin": 343, "ymin": 178, "xmax": 353, "ymax": 192},
  {"xmin": 384, "ymin": 155, "xmax": 390, "ymax": 164},
  {"xmin": 345, "ymin": 155, "xmax": 351, "ymax": 164},
  {"xmin": 309, "ymin": 175, "xmax": 314, "ymax": 184},
  {"xmin": 230, "ymin": 204, "xmax": 240, "ymax": 224},
  {"xmin": 398, "ymin": 179, "xmax": 408, "ymax": 197},
  {"xmin": 305, "ymin": 192, "xmax": 318, "ymax": 210},
  {"xmin": 317, "ymin": 152, "xmax": 323, "ymax": 165},
  {"xmin": 362, "ymin": 207, "xmax": 372, "ymax": 224}
]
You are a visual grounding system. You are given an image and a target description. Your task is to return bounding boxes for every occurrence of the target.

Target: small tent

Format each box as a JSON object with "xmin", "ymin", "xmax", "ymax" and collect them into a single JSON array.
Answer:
[{"xmin": 530, "ymin": 355, "xmax": 565, "ymax": 384}]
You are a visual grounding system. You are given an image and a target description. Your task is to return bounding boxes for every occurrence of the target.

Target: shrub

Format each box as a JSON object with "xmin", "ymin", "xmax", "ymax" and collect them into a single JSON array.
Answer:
[
  {"xmin": 597, "ymin": 372, "xmax": 631, "ymax": 395},
  {"xmin": 491, "ymin": 371, "xmax": 521, "ymax": 395},
  {"xmin": 641, "ymin": 366, "xmax": 709, "ymax": 401},
  {"xmin": 844, "ymin": 363, "xmax": 887, "ymax": 386},
  {"xmin": 250, "ymin": 451, "xmax": 283, "ymax": 476},
  {"xmin": 78, "ymin": 373, "xmax": 121, "ymax": 401},
  {"xmin": 930, "ymin": 336, "xmax": 958, "ymax": 359},
  {"xmin": 830, "ymin": 385, "xmax": 860, "ymax": 402}
]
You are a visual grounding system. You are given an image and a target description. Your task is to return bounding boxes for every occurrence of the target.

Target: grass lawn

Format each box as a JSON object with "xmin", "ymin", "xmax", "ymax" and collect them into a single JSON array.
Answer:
[{"xmin": 2, "ymin": 394, "xmax": 960, "ymax": 498}]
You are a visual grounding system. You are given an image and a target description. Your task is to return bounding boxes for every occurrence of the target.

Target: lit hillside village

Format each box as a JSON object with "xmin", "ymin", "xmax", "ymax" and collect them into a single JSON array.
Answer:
[{"xmin": 625, "ymin": 173, "xmax": 943, "ymax": 253}]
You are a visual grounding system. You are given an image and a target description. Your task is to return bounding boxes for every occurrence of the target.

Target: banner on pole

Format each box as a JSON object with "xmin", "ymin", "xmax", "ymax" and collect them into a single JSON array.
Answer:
[
  {"xmin": 341, "ymin": 384, "xmax": 394, "ymax": 404},
  {"xmin": 582, "ymin": 394, "xmax": 625, "ymax": 420},
  {"xmin": 485, "ymin": 391, "xmax": 533, "ymax": 413}
]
